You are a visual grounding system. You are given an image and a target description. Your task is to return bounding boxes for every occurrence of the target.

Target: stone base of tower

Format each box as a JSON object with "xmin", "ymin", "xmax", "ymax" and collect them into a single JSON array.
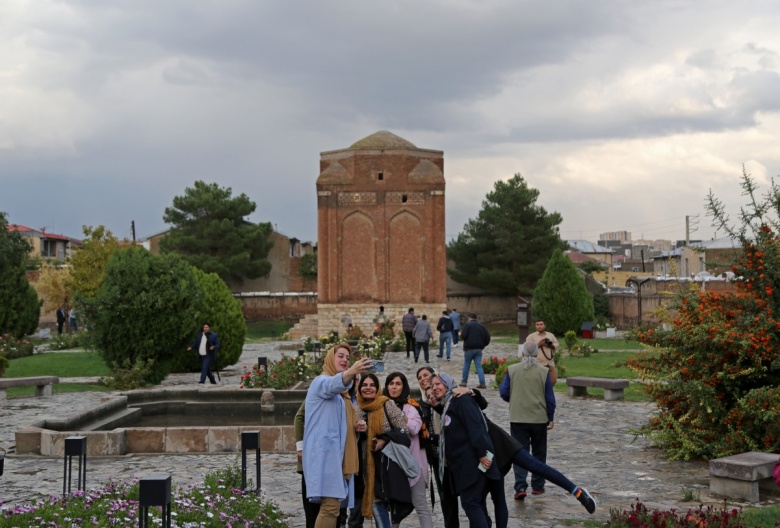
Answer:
[{"xmin": 317, "ymin": 303, "xmax": 447, "ymax": 339}]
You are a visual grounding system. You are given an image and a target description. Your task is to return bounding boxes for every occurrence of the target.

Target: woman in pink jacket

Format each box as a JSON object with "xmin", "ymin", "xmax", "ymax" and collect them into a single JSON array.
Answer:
[{"xmin": 385, "ymin": 372, "xmax": 433, "ymax": 528}]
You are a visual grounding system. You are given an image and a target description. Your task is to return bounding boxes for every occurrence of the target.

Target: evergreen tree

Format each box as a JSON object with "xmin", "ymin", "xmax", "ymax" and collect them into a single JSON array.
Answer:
[
  {"xmin": 83, "ymin": 247, "xmax": 200, "ymax": 385},
  {"xmin": 447, "ymin": 174, "xmax": 566, "ymax": 294},
  {"xmin": 531, "ymin": 248, "xmax": 594, "ymax": 335},
  {"xmin": 168, "ymin": 268, "xmax": 246, "ymax": 373},
  {"xmin": 0, "ymin": 212, "xmax": 41, "ymax": 337},
  {"xmin": 161, "ymin": 181, "xmax": 274, "ymax": 283}
]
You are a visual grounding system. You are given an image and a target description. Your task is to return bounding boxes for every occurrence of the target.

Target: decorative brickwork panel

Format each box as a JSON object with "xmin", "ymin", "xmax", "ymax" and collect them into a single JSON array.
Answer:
[
  {"xmin": 338, "ymin": 192, "xmax": 377, "ymax": 206},
  {"xmin": 386, "ymin": 192, "xmax": 425, "ymax": 205},
  {"xmin": 388, "ymin": 212, "xmax": 422, "ymax": 302},
  {"xmin": 340, "ymin": 212, "xmax": 376, "ymax": 301}
]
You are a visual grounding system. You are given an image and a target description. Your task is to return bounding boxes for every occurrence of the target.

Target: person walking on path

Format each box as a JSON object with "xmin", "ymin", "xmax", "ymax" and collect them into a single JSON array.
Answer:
[
  {"xmin": 412, "ymin": 315, "xmax": 433, "ymax": 363},
  {"xmin": 525, "ymin": 319, "xmax": 560, "ymax": 384},
  {"xmin": 460, "ymin": 313, "xmax": 490, "ymax": 388},
  {"xmin": 56, "ymin": 305, "xmax": 67, "ymax": 335},
  {"xmin": 436, "ymin": 310, "xmax": 453, "ymax": 360},
  {"xmin": 449, "ymin": 308, "xmax": 461, "ymax": 347},
  {"xmin": 68, "ymin": 307, "xmax": 78, "ymax": 332},
  {"xmin": 303, "ymin": 345, "xmax": 373, "ymax": 528},
  {"xmin": 500, "ymin": 341, "xmax": 555, "ymax": 499},
  {"xmin": 188, "ymin": 323, "xmax": 220, "ymax": 385},
  {"xmin": 401, "ymin": 308, "xmax": 418, "ymax": 359}
]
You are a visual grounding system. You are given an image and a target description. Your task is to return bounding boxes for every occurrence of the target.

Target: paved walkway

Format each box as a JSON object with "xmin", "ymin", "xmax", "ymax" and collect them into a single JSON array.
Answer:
[{"xmin": 1, "ymin": 342, "xmax": 774, "ymax": 527}]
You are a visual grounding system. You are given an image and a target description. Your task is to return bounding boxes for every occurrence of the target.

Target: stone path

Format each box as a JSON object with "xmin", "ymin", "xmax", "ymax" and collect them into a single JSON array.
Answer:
[{"xmin": 1, "ymin": 341, "xmax": 773, "ymax": 527}]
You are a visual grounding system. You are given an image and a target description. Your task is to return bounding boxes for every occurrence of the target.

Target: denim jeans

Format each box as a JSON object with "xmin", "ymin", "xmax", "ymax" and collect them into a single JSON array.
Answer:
[
  {"xmin": 414, "ymin": 341, "xmax": 430, "ymax": 362},
  {"xmin": 462, "ymin": 349, "xmax": 485, "ymax": 385},
  {"xmin": 372, "ymin": 501, "xmax": 391, "ymax": 528},
  {"xmin": 511, "ymin": 444, "xmax": 576, "ymax": 494},
  {"xmin": 511, "ymin": 422, "xmax": 548, "ymax": 492},
  {"xmin": 482, "ymin": 475, "xmax": 508, "ymax": 528},
  {"xmin": 438, "ymin": 332, "xmax": 452, "ymax": 359}
]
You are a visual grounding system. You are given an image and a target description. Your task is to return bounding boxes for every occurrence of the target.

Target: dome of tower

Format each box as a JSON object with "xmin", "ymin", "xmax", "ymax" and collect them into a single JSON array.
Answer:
[{"xmin": 349, "ymin": 130, "xmax": 417, "ymax": 149}]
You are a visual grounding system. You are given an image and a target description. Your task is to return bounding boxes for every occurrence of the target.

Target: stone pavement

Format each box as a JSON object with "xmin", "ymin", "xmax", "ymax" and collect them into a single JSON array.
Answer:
[{"xmin": 0, "ymin": 341, "xmax": 769, "ymax": 527}]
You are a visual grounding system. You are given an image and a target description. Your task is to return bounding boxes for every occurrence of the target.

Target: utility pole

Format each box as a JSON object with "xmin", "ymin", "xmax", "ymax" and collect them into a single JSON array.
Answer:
[
  {"xmin": 131, "ymin": 220, "xmax": 136, "ymax": 242},
  {"xmin": 685, "ymin": 215, "xmax": 699, "ymax": 246}
]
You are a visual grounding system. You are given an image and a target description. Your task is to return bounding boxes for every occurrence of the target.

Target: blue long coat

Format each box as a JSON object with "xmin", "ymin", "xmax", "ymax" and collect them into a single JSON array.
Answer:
[{"xmin": 302, "ymin": 373, "xmax": 355, "ymax": 507}]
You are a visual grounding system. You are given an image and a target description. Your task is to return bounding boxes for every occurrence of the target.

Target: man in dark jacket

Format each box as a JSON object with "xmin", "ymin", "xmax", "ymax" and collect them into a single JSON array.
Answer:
[
  {"xmin": 460, "ymin": 313, "xmax": 491, "ymax": 388},
  {"xmin": 401, "ymin": 308, "xmax": 418, "ymax": 359},
  {"xmin": 56, "ymin": 305, "xmax": 67, "ymax": 335},
  {"xmin": 188, "ymin": 323, "xmax": 220, "ymax": 384},
  {"xmin": 436, "ymin": 310, "xmax": 454, "ymax": 360}
]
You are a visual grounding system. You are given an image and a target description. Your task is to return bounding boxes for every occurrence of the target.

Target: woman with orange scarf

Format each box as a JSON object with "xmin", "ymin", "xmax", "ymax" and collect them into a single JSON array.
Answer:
[
  {"xmin": 354, "ymin": 373, "xmax": 408, "ymax": 528},
  {"xmin": 303, "ymin": 344, "xmax": 373, "ymax": 528}
]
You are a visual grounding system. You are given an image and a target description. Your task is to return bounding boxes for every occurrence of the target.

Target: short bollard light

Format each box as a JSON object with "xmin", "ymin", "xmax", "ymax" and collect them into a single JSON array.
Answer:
[
  {"xmin": 257, "ymin": 356, "xmax": 268, "ymax": 381},
  {"xmin": 241, "ymin": 430, "xmax": 261, "ymax": 492},
  {"xmin": 297, "ymin": 348, "xmax": 305, "ymax": 357},
  {"xmin": 139, "ymin": 473, "xmax": 172, "ymax": 528},
  {"xmin": 63, "ymin": 435, "xmax": 87, "ymax": 495},
  {"xmin": 0, "ymin": 446, "xmax": 6, "ymax": 476},
  {"xmin": 313, "ymin": 341, "xmax": 321, "ymax": 359}
]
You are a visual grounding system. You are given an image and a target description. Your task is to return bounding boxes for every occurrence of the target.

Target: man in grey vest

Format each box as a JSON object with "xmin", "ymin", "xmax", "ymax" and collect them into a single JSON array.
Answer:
[{"xmin": 501, "ymin": 341, "xmax": 555, "ymax": 500}]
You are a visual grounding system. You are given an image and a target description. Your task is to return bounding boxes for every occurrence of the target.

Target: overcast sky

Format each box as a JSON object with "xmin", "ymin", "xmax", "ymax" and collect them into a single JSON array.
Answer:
[{"xmin": 3, "ymin": 1, "xmax": 780, "ymax": 245}]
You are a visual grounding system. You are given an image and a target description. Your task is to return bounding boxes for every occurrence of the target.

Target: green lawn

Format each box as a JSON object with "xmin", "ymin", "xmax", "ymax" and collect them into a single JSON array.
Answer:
[
  {"xmin": 245, "ymin": 321, "xmax": 293, "ymax": 342},
  {"xmin": 5, "ymin": 351, "xmax": 110, "ymax": 378},
  {"xmin": 740, "ymin": 504, "xmax": 780, "ymax": 527},
  {"xmin": 492, "ymin": 335, "xmax": 644, "ymax": 351}
]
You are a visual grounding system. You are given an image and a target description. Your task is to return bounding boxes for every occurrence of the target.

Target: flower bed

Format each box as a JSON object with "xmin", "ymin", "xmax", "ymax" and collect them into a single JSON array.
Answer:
[{"xmin": 0, "ymin": 462, "xmax": 287, "ymax": 527}]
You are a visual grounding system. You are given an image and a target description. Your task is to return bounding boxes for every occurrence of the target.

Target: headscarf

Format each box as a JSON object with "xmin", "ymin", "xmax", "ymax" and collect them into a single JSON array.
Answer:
[
  {"xmin": 433, "ymin": 373, "xmax": 456, "ymax": 482},
  {"xmin": 321, "ymin": 344, "xmax": 359, "ymax": 479},
  {"xmin": 357, "ymin": 373, "xmax": 390, "ymax": 518},
  {"xmin": 521, "ymin": 341, "xmax": 539, "ymax": 369}
]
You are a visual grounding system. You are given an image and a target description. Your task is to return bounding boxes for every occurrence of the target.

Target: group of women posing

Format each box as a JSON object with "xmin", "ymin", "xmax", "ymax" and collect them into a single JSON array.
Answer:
[{"xmin": 300, "ymin": 344, "xmax": 595, "ymax": 528}]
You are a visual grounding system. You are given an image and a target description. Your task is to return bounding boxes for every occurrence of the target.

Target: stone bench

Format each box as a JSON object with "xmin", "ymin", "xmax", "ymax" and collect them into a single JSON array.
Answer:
[
  {"xmin": 0, "ymin": 376, "xmax": 59, "ymax": 399},
  {"xmin": 709, "ymin": 451, "xmax": 780, "ymax": 503},
  {"xmin": 566, "ymin": 376, "xmax": 629, "ymax": 401}
]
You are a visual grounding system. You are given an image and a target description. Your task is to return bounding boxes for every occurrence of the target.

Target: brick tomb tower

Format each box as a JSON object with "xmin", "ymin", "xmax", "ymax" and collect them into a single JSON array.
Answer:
[{"xmin": 315, "ymin": 130, "xmax": 447, "ymax": 337}]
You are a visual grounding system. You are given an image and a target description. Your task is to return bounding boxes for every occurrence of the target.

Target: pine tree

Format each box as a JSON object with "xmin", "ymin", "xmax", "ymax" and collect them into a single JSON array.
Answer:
[
  {"xmin": 447, "ymin": 174, "xmax": 566, "ymax": 294},
  {"xmin": 531, "ymin": 248, "xmax": 594, "ymax": 335}
]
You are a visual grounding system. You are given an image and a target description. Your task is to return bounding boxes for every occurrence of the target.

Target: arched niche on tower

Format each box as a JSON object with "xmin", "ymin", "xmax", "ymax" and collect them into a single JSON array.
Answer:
[
  {"xmin": 388, "ymin": 210, "xmax": 422, "ymax": 302},
  {"xmin": 340, "ymin": 211, "xmax": 377, "ymax": 301}
]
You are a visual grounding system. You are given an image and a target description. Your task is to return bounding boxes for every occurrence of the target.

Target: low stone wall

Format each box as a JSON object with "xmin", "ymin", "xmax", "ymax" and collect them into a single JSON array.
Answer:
[
  {"xmin": 317, "ymin": 303, "xmax": 447, "ymax": 338},
  {"xmin": 17, "ymin": 426, "xmax": 295, "ymax": 456},
  {"xmin": 445, "ymin": 294, "xmax": 518, "ymax": 323},
  {"xmin": 236, "ymin": 292, "xmax": 318, "ymax": 322}
]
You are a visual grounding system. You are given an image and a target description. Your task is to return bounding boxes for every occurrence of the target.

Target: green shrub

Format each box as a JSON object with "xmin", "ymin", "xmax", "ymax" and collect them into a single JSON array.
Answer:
[
  {"xmin": 495, "ymin": 358, "xmax": 520, "ymax": 385},
  {"xmin": 0, "ymin": 355, "xmax": 8, "ymax": 376},
  {"xmin": 627, "ymin": 171, "xmax": 780, "ymax": 459},
  {"xmin": 564, "ymin": 330, "xmax": 578, "ymax": 350},
  {"xmin": 169, "ymin": 268, "xmax": 246, "ymax": 373},
  {"xmin": 48, "ymin": 332, "xmax": 83, "ymax": 351},
  {"xmin": 83, "ymin": 247, "xmax": 200, "ymax": 386},
  {"xmin": 100, "ymin": 357, "xmax": 158, "ymax": 390}
]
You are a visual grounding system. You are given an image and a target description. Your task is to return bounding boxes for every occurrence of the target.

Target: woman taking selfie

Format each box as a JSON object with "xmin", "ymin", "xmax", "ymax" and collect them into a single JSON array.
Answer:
[{"xmin": 303, "ymin": 344, "xmax": 372, "ymax": 528}]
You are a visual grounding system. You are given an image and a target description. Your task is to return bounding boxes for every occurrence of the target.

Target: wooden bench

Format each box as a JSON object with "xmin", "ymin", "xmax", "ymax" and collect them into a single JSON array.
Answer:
[
  {"xmin": 0, "ymin": 376, "xmax": 59, "ymax": 399},
  {"xmin": 709, "ymin": 452, "xmax": 780, "ymax": 503},
  {"xmin": 566, "ymin": 376, "xmax": 629, "ymax": 401}
]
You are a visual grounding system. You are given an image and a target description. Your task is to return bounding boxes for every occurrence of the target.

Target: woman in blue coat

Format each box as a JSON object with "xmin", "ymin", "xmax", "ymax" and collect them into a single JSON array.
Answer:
[{"xmin": 303, "ymin": 344, "xmax": 372, "ymax": 528}]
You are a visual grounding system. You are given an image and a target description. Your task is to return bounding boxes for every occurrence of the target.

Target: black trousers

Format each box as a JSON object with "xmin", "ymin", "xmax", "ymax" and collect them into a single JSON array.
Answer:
[{"xmin": 404, "ymin": 331, "xmax": 414, "ymax": 356}]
